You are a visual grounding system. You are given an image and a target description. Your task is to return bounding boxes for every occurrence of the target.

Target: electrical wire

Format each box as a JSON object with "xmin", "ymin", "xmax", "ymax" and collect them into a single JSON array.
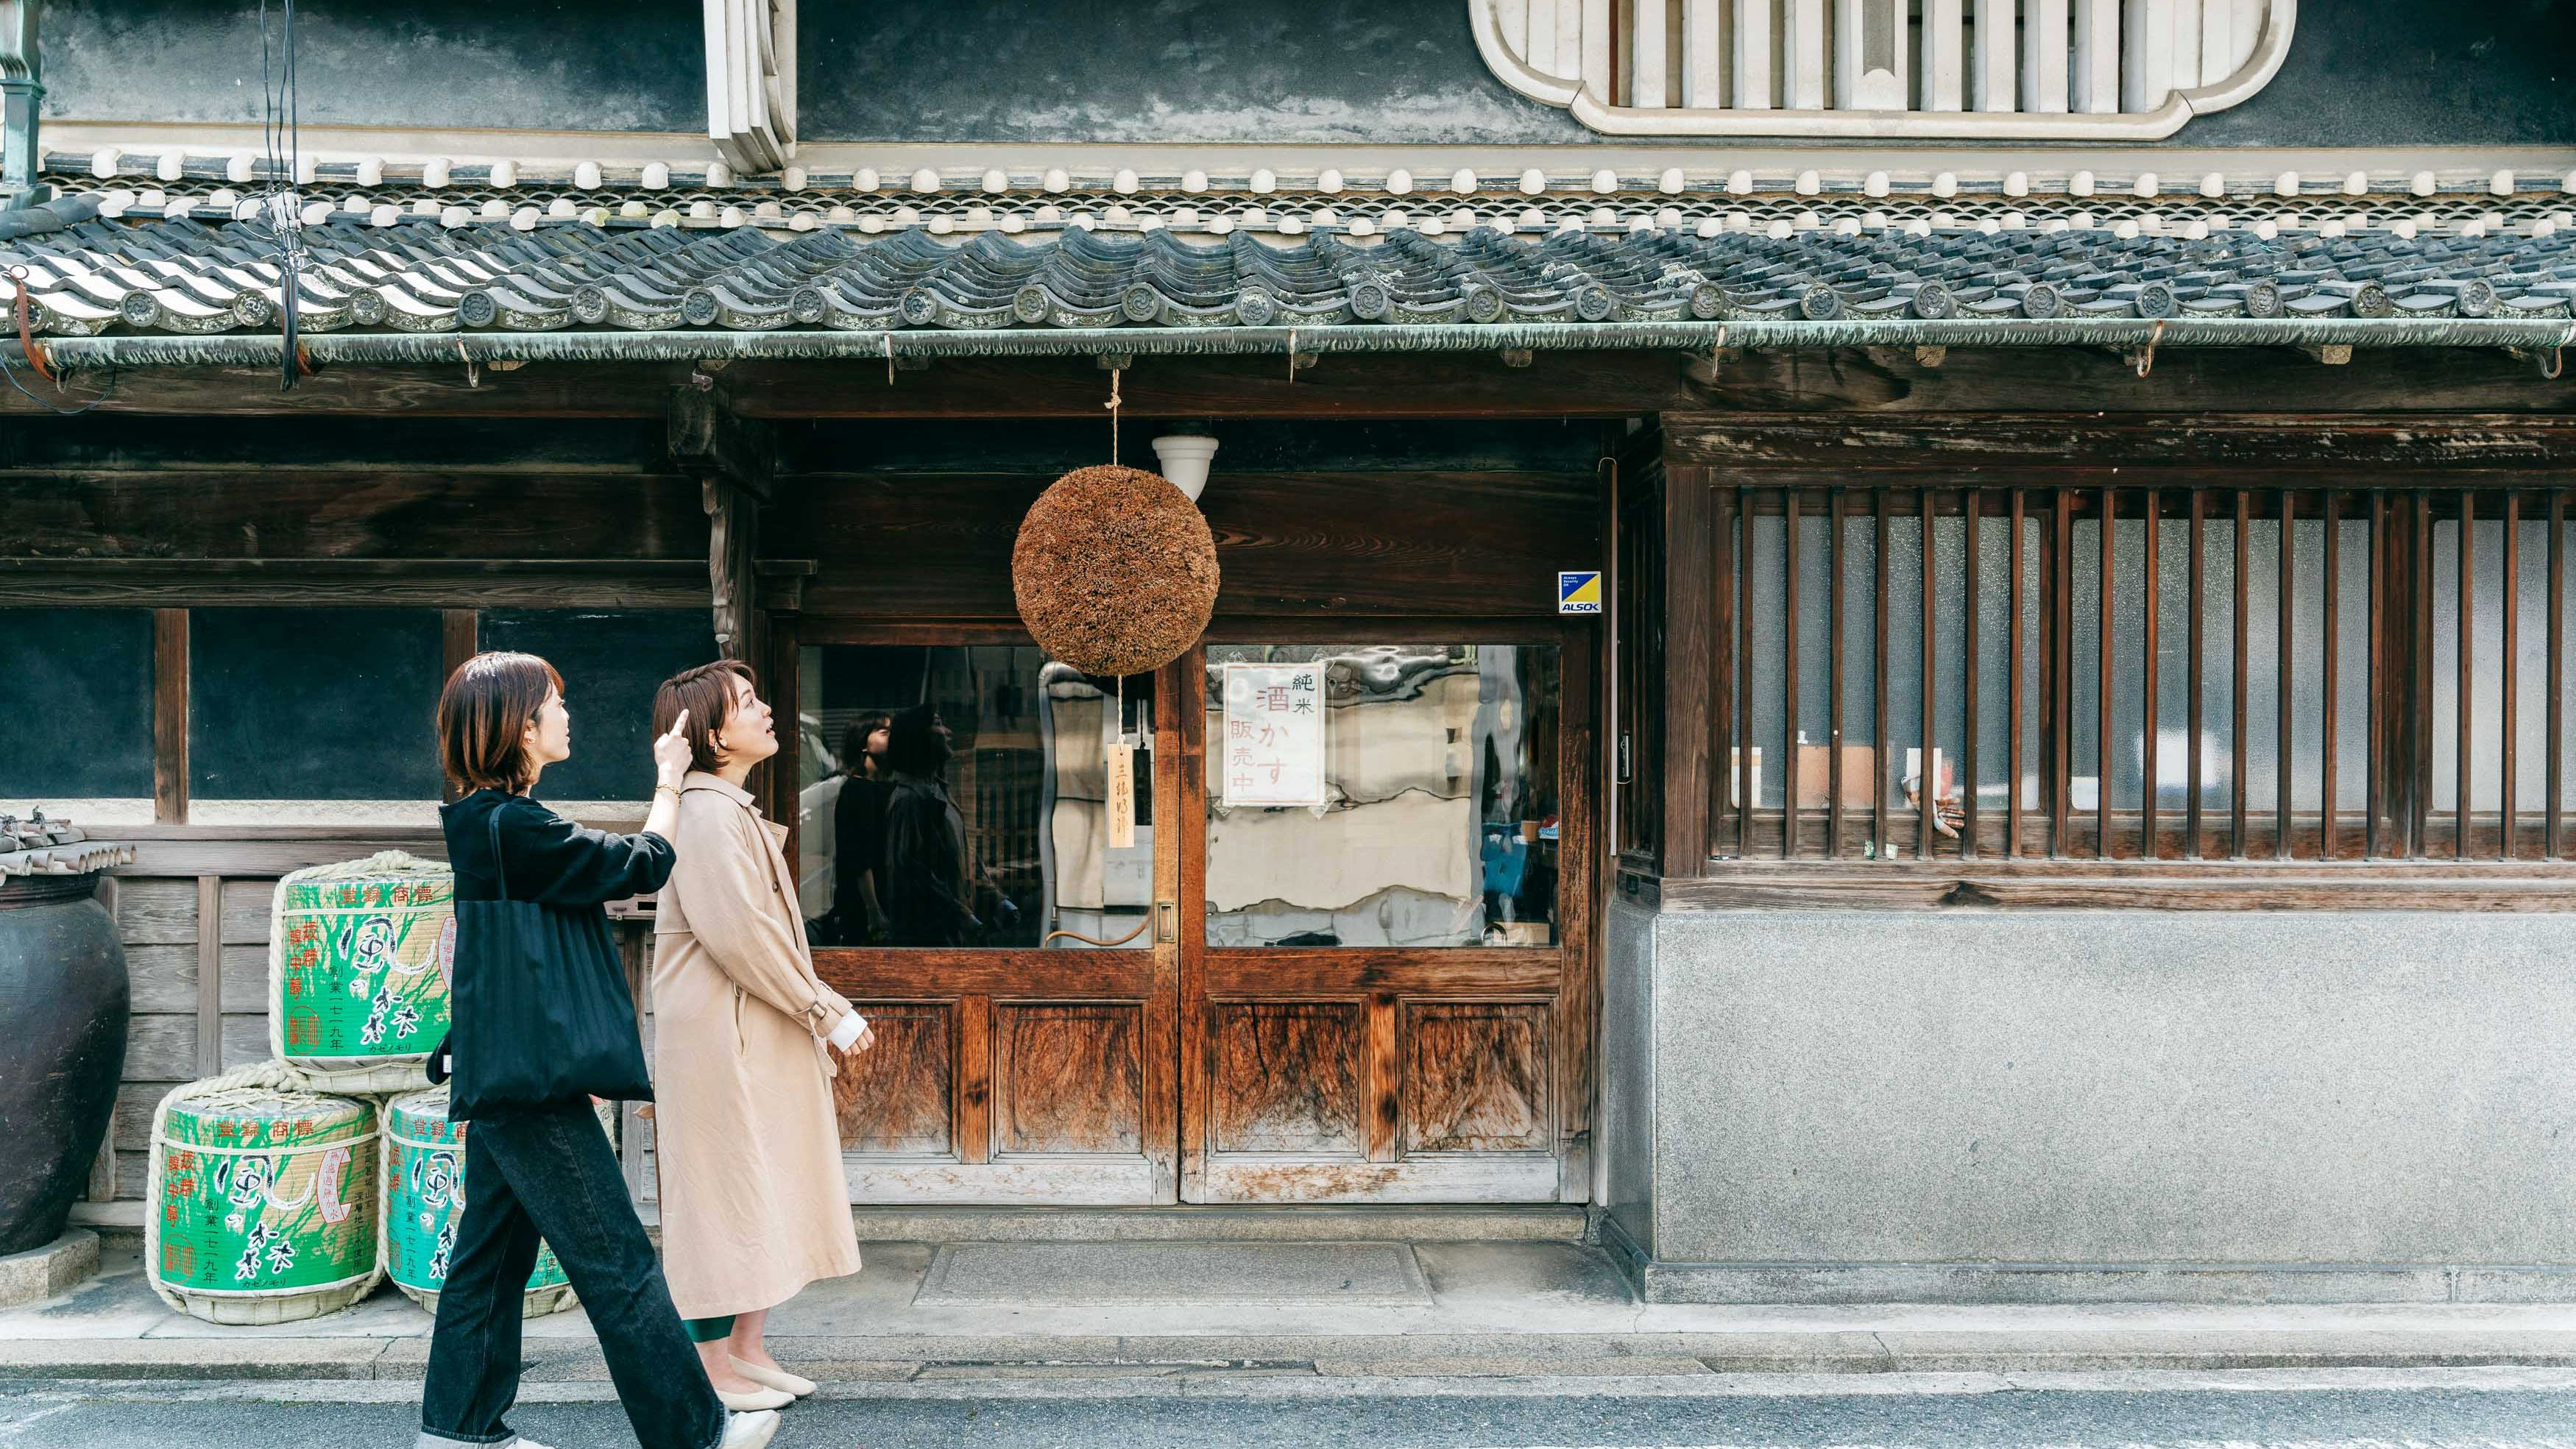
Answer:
[
  {"xmin": 0, "ymin": 349, "xmax": 110, "ymax": 413},
  {"xmin": 256, "ymin": 0, "xmax": 302, "ymax": 392}
]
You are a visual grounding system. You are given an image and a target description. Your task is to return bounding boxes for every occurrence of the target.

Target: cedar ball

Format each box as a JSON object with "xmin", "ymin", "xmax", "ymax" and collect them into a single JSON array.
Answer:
[{"xmin": 1012, "ymin": 464, "xmax": 1220, "ymax": 676}]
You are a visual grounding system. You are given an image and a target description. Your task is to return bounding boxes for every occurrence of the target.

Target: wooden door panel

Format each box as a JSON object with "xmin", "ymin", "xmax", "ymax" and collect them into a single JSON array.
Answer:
[
  {"xmin": 996, "ymin": 1002, "xmax": 1144, "ymax": 1155},
  {"xmin": 831, "ymin": 1002, "xmax": 952, "ymax": 1155},
  {"xmin": 1179, "ymin": 628, "xmax": 1596, "ymax": 1205},
  {"xmin": 794, "ymin": 640, "xmax": 1183, "ymax": 1205},
  {"xmin": 1404, "ymin": 1002, "xmax": 1552, "ymax": 1153},
  {"xmin": 1197, "ymin": 1155, "xmax": 1562, "ymax": 1203},
  {"xmin": 1209, "ymin": 1002, "xmax": 1365, "ymax": 1153}
]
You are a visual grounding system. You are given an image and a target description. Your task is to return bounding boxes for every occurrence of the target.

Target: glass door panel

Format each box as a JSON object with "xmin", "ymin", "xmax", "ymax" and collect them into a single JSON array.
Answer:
[
  {"xmin": 1202, "ymin": 643, "xmax": 1561, "ymax": 947},
  {"xmin": 798, "ymin": 640, "xmax": 1177, "ymax": 1205}
]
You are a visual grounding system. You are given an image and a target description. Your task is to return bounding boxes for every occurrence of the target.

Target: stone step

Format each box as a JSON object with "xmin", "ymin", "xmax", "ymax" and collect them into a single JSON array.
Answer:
[
  {"xmin": 77, "ymin": 1200, "xmax": 1595, "ymax": 1247},
  {"xmin": 834, "ymin": 1204, "xmax": 1591, "ymax": 1244}
]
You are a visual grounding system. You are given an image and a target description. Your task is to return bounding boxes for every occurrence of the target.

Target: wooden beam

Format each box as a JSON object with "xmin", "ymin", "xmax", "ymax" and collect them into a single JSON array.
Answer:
[
  {"xmin": 4, "ymin": 559, "xmax": 707, "ymax": 609},
  {"xmin": 1661, "ymin": 858, "xmax": 2576, "ymax": 912},
  {"xmin": 152, "ymin": 609, "xmax": 188, "ymax": 826},
  {"xmin": 1682, "ymin": 348, "xmax": 2576, "ymax": 417},
  {"xmin": 1663, "ymin": 414, "xmax": 2576, "ymax": 470},
  {"xmin": 0, "ymin": 353, "xmax": 1693, "ymax": 419},
  {"xmin": 668, "ymin": 382, "xmax": 776, "ymax": 500}
]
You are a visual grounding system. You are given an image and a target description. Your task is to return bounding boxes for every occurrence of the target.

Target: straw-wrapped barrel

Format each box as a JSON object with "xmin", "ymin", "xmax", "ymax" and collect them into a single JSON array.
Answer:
[
  {"xmin": 381, "ymin": 1085, "xmax": 581, "ymax": 1317},
  {"xmin": 270, "ymin": 852, "xmax": 453, "ymax": 1093},
  {"xmin": 145, "ymin": 1064, "xmax": 381, "ymax": 1325}
]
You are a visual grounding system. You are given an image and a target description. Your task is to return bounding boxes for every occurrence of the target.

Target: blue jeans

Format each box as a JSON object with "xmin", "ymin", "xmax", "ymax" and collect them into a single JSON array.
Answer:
[{"xmin": 417, "ymin": 1097, "xmax": 724, "ymax": 1449}]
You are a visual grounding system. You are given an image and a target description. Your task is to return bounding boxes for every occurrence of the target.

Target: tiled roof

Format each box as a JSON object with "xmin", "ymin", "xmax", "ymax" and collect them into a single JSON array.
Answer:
[{"xmin": 9, "ymin": 194, "xmax": 2576, "ymax": 344}]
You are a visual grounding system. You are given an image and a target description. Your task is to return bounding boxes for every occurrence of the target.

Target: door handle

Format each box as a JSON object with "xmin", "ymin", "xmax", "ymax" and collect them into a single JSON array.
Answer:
[{"xmin": 1156, "ymin": 900, "xmax": 1178, "ymax": 943}]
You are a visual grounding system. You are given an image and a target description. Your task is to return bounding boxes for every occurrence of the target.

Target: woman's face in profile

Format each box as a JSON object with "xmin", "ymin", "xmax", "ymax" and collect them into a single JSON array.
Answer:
[
  {"xmin": 716, "ymin": 674, "xmax": 779, "ymax": 768},
  {"xmin": 526, "ymin": 688, "xmax": 573, "ymax": 767},
  {"xmin": 866, "ymin": 724, "xmax": 890, "ymax": 759}
]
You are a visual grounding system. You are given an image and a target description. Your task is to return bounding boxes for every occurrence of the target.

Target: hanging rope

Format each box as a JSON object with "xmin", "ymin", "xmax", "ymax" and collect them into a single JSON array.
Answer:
[{"xmin": 1105, "ymin": 364, "xmax": 1123, "ymax": 462}]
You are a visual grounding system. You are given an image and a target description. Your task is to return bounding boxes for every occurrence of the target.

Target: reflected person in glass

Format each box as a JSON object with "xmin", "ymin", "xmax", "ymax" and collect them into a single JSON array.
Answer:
[
  {"xmin": 880, "ymin": 704, "xmax": 981, "ymax": 946},
  {"xmin": 827, "ymin": 712, "xmax": 893, "ymax": 946}
]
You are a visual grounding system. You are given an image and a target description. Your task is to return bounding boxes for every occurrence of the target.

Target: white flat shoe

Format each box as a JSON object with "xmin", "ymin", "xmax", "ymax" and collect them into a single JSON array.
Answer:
[
  {"xmin": 715, "ymin": 1384, "xmax": 793, "ymax": 1413},
  {"xmin": 720, "ymin": 1409, "xmax": 781, "ymax": 1448},
  {"xmin": 731, "ymin": 1356, "xmax": 816, "ymax": 1397}
]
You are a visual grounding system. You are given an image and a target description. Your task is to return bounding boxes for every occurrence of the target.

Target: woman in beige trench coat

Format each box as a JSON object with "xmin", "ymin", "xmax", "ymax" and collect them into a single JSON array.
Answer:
[{"xmin": 649, "ymin": 659, "xmax": 874, "ymax": 1412}]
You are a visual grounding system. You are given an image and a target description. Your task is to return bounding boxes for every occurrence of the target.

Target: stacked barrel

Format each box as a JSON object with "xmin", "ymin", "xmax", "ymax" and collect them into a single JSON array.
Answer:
[{"xmin": 146, "ymin": 853, "xmax": 596, "ymax": 1325}]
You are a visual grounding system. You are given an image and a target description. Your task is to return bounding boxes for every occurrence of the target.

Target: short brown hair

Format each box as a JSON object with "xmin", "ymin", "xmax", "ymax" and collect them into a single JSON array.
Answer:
[
  {"xmin": 438, "ymin": 651, "xmax": 565, "ymax": 793},
  {"xmin": 652, "ymin": 659, "xmax": 756, "ymax": 774}
]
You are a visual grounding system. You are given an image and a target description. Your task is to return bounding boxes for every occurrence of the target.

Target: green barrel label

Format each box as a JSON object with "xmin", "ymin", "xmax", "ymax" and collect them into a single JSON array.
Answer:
[
  {"xmin": 277, "ymin": 874, "xmax": 454, "ymax": 1059},
  {"xmin": 157, "ymin": 1099, "xmax": 378, "ymax": 1294},
  {"xmin": 385, "ymin": 1094, "xmax": 567, "ymax": 1295}
]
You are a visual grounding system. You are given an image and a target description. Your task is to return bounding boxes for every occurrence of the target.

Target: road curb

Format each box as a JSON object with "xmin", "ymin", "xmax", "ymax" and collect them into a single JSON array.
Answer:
[{"xmin": 12, "ymin": 1331, "xmax": 2576, "ymax": 1382}]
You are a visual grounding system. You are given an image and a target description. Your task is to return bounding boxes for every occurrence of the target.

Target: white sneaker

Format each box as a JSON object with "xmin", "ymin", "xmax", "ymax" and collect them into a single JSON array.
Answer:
[{"xmin": 720, "ymin": 1409, "xmax": 782, "ymax": 1449}]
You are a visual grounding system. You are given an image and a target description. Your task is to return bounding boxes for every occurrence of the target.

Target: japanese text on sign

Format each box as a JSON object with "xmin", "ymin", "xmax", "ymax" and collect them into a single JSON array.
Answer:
[{"xmin": 1220, "ymin": 662, "xmax": 1326, "ymax": 807}]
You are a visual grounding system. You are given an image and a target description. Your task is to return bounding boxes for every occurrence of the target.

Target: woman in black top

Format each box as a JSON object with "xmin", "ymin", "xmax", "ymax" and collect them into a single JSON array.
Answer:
[{"xmin": 420, "ymin": 651, "xmax": 778, "ymax": 1449}]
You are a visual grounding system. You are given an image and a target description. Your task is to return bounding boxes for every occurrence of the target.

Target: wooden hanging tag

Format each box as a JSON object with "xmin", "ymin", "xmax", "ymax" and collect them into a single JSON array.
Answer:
[{"xmin": 1106, "ymin": 740, "xmax": 1137, "ymax": 849}]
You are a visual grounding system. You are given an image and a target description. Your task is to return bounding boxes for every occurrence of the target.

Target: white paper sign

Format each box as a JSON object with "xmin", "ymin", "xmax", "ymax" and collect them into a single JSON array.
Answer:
[{"xmin": 1220, "ymin": 662, "xmax": 1326, "ymax": 806}]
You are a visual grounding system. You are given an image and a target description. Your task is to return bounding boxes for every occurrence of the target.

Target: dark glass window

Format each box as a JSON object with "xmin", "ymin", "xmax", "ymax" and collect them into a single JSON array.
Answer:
[
  {"xmin": 190, "ymin": 608, "xmax": 442, "ymax": 801},
  {"xmin": 478, "ymin": 611, "xmax": 717, "ymax": 801},
  {"xmin": 0, "ymin": 608, "xmax": 154, "ymax": 801}
]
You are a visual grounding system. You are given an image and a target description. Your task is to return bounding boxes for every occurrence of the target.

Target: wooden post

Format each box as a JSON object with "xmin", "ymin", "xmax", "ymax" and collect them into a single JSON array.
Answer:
[
  {"xmin": 1662, "ymin": 462, "xmax": 1713, "ymax": 875},
  {"xmin": 153, "ymin": 609, "xmax": 188, "ymax": 825},
  {"xmin": 618, "ymin": 921, "xmax": 652, "ymax": 1205},
  {"xmin": 668, "ymin": 383, "xmax": 776, "ymax": 662}
]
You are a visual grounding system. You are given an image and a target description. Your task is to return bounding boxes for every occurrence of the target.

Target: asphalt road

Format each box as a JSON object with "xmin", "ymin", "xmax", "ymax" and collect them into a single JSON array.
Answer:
[{"xmin": 9, "ymin": 1371, "xmax": 2576, "ymax": 1449}]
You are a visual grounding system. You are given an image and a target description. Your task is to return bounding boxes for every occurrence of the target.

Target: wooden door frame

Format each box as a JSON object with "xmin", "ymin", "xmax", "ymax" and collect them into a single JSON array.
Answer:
[
  {"xmin": 1177, "ymin": 619, "xmax": 1602, "ymax": 1203},
  {"xmin": 785, "ymin": 619, "xmax": 1183, "ymax": 1202}
]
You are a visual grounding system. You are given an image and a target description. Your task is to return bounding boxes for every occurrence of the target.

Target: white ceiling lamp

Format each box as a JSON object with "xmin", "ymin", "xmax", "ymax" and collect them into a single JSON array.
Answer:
[{"xmin": 1151, "ymin": 434, "xmax": 1220, "ymax": 504}]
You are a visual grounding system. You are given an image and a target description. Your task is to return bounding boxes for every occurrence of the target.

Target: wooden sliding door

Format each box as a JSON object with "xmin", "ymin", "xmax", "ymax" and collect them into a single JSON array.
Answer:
[
  {"xmin": 797, "ymin": 626, "xmax": 1181, "ymax": 1204},
  {"xmin": 791, "ymin": 622, "xmax": 1596, "ymax": 1206},
  {"xmin": 1177, "ymin": 625, "xmax": 1597, "ymax": 1203}
]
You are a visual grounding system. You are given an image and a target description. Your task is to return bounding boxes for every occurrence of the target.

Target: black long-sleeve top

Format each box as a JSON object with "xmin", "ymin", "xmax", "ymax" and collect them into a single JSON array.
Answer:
[{"xmin": 440, "ymin": 789, "xmax": 676, "ymax": 907}]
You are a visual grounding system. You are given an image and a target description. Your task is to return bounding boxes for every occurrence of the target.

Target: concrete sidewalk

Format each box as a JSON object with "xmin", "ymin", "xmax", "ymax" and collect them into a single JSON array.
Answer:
[{"xmin": 10, "ymin": 1223, "xmax": 2576, "ymax": 1386}]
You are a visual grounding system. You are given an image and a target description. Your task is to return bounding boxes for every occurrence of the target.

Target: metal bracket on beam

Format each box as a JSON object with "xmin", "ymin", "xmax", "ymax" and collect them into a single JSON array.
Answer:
[
  {"xmin": 2296, "ymin": 343, "xmax": 2353, "ymax": 366},
  {"xmin": 1498, "ymin": 349, "xmax": 1534, "ymax": 368},
  {"xmin": 1095, "ymin": 352, "xmax": 1133, "ymax": 372}
]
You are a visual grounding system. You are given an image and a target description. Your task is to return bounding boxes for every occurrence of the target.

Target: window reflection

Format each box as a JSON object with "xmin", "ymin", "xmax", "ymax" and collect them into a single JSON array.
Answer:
[
  {"xmin": 1204, "ymin": 644, "xmax": 1559, "ymax": 949},
  {"xmin": 799, "ymin": 645, "xmax": 1152, "ymax": 949}
]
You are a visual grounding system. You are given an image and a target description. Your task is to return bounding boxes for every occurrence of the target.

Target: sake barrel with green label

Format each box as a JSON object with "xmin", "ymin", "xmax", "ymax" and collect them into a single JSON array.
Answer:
[
  {"xmin": 271, "ymin": 851, "xmax": 455, "ymax": 1093},
  {"xmin": 383, "ymin": 1086, "xmax": 580, "ymax": 1317},
  {"xmin": 145, "ymin": 1069, "xmax": 382, "ymax": 1325}
]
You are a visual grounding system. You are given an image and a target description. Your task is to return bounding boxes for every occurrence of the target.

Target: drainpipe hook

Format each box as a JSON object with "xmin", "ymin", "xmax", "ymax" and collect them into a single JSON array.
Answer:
[
  {"xmin": 2134, "ymin": 318, "xmax": 2164, "ymax": 378},
  {"xmin": 453, "ymin": 337, "xmax": 478, "ymax": 389}
]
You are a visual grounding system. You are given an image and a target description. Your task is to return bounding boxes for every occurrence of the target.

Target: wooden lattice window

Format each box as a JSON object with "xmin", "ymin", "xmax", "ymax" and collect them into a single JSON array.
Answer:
[{"xmin": 1716, "ymin": 483, "xmax": 2576, "ymax": 863}]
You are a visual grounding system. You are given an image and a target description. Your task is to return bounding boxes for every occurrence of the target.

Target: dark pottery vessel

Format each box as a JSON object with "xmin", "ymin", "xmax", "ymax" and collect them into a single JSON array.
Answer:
[{"xmin": 0, "ymin": 871, "xmax": 129, "ymax": 1254}]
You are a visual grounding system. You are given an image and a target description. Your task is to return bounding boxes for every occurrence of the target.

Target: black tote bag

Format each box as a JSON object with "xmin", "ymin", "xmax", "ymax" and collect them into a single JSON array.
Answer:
[{"xmin": 445, "ymin": 806, "xmax": 655, "ymax": 1116}]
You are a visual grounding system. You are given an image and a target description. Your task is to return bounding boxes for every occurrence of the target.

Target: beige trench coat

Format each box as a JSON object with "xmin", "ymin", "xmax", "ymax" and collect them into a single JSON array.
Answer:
[{"xmin": 651, "ymin": 772, "xmax": 863, "ymax": 1319}]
